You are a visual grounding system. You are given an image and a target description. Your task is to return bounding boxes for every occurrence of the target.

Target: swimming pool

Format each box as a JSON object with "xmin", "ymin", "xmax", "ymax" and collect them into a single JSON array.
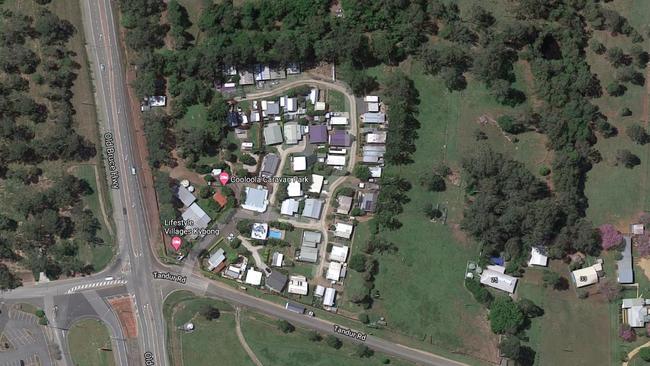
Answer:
[{"xmin": 268, "ymin": 229, "xmax": 282, "ymax": 239}]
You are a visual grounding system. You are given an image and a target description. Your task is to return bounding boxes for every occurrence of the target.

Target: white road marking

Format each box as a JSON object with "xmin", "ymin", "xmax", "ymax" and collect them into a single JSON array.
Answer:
[{"xmin": 65, "ymin": 279, "xmax": 128, "ymax": 294}]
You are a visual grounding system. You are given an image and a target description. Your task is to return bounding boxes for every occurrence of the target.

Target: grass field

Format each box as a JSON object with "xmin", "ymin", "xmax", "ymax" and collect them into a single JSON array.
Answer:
[
  {"xmin": 583, "ymin": 0, "xmax": 650, "ymax": 227},
  {"xmin": 327, "ymin": 90, "xmax": 347, "ymax": 112},
  {"xmin": 240, "ymin": 310, "xmax": 415, "ymax": 366},
  {"xmin": 163, "ymin": 291, "xmax": 255, "ymax": 366},
  {"xmin": 337, "ymin": 60, "xmax": 540, "ymax": 362},
  {"xmin": 68, "ymin": 319, "xmax": 116, "ymax": 366},
  {"xmin": 517, "ymin": 264, "xmax": 613, "ymax": 366},
  {"xmin": 73, "ymin": 165, "xmax": 115, "ymax": 271}
]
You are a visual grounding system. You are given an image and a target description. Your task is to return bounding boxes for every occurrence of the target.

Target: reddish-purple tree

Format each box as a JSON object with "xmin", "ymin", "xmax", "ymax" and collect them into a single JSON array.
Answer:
[
  {"xmin": 599, "ymin": 280, "xmax": 622, "ymax": 302},
  {"xmin": 638, "ymin": 233, "xmax": 650, "ymax": 257},
  {"xmin": 600, "ymin": 224, "xmax": 623, "ymax": 250},
  {"xmin": 620, "ymin": 324, "xmax": 637, "ymax": 342}
]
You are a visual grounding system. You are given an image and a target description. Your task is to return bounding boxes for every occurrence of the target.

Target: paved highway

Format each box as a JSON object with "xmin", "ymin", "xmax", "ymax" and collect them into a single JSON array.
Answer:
[
  {"xmin": 80, "ymin": 0, "xmax": 167, "ymax": 364},
  {"xmin": 2, "ymin": 2, "xmax": 472, "ymax": 366}
]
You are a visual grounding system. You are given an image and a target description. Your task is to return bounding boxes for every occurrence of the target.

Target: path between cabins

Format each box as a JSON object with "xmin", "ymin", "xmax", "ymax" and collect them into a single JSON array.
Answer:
[
  {"xmin": 235, "ymin": 307, "xmax": 264, "ymax": 366},
  {"xmin": 239, "ymin": 236, "xmax": 268, "ymax": 271}
]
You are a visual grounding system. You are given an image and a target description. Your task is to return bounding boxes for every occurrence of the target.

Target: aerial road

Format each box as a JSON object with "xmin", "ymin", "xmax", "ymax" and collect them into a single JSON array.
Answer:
[
  {"xmin": 80, "ymin": 0, "xmax": 167, "ymax": 364},
  {"xmin": 3, "ymin": 1, "xmax": 470, "ymax": 366}
]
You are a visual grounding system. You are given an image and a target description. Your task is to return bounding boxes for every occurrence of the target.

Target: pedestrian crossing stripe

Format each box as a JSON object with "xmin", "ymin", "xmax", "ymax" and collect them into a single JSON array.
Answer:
[{"xmin": 65, "ymin": 279, "xmax": 127, "ymax": 294}]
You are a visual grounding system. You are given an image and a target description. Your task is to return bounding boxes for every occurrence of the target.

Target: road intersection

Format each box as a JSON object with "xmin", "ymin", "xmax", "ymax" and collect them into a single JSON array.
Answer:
[{"xmin": 1, "ymin": 2, "xmax": 468, "ymax": 366}]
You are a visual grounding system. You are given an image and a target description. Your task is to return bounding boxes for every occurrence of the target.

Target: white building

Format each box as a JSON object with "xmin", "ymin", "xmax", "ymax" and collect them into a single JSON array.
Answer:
[
  {"xmin": 309, "ymin": 174, "xmax": 324, "ymax": 194},
  {"xmin": 314, "ymin": 285, "xmax": 325, "ymax": 297},
  {"xmin": 245, "ymin": 268, "xmax": 263, "ymax": 286},
  {"xmin": 334, "ymin": 223, "xmax": 354, "ymax": 239},
  {"xmin": 326, "ymin": 155, "xmax": 346, "ymax": 166},
  {"xmin": 479, "ymin": 265, "xmax": 518, "ymax": 294},
  {"xmin": 571, "ymin": 265, "xmax": 599, "ymax": 288},
  {"xmin": 528, "ymin": 247, "xmax": 549, "ymax": 267},
  {"xmin": 329, "ymin": 245, "xmax": 349, "ymax": 263},
  {"xmin": 242, "ymin": 187, "xmax": 269, "ymax": 213},
  {"xmin": 287, "ymin": 181, "xmax": 303, "ymax": 197},
  {"xmin": 323, "ymin": 287, "xmax": 336, "ymax": 307},
  {"xmin": 292, "ymin": 156, "xmax": 307, "ymax": 171},
  {"xmin": 271, "ymin": 252, "xmax": 284, "ymax": 267},
  {"xmin": 622, "ymin": 298, "xmax": 650, "ymax": 327},
  {"xmin": 326, "ymin": 261, "xmax": 342, "ymax": 281},
  {"xmin": 330, "ymin": 116, "xmax": 348, "ymax": 125},
  {"xmin": 288, "ymin": 275, "xmax": 309, "ymax": 295},
  {"xmin": 251, "ymin": 223, "xmax": 269, "ymax": 240},
  {"xmin": 364, "ymin": 95, "xmax": 379, "ymax": 103},
  {"xmin": 280, "ymin": 199, "xmax": 300, "ymax": 216}
]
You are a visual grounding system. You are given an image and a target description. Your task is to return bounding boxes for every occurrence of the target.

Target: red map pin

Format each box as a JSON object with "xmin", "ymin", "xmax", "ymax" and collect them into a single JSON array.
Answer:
[
  {"xmin": 171, "ymin": 236, "xmax": 182, "ymax": 251},
  {"xmin": 218, "ymin": 171, "xmax": 230, "ymax": 185}
]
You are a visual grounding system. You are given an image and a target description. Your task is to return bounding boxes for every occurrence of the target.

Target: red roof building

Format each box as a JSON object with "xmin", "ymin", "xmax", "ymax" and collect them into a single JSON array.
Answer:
[{"xmin": 213, "ymin": 191, "xmax": 228, "ymax": 207}]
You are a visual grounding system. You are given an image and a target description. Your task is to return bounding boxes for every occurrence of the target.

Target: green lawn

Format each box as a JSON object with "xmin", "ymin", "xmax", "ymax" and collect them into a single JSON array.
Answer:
[
  {"xmin": 163, "ymin": 291, "xmax": 255, "ymax": 366},
  {"xmin": 583, "ymin": 0, "xmax": 650, "ymax": 226},
  {"xmin": 178, "ymin": 104, "xmax": 209, "ymax": 130},
  {"xmin": 339, "ymin": 61, "xmax": 539, "ymax": 362},
  {"xmin": 68, "ymin": 319, "xmax": 116, "ymax": 366},
  {"xmin": 73, "ymin": 165, "xmax": 115, "ymax": 271},
  {"xmin": 579, "ymin": 3, "xmax": 650, "ymax": 360},
  {"xmin": 241, "ymin": 310, "xmax": 415, "ymax": 366},
  {"xmin": 327, "ymin": 90, "xmax": 347, "ymax": 112},
  {"xmin": 517, "ymin": 263, "xmax": 613, "ymax": 366}
]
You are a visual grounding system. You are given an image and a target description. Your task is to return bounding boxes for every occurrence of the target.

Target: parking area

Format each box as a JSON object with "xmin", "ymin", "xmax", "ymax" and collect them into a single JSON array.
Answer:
[
  {"xmin": 0, "ymin": 303, "xmax": 51, "ymax": 366},
  {"xmin": 1, "ymin": 354, "xmax": 40, "ymax": 366}
]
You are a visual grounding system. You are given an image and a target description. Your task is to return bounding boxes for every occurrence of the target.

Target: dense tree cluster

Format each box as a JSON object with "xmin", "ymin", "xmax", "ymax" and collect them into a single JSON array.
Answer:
[
  {"xmin": 462, "ymin": 146, "xmax": 601, "ymax": 267},
  {"xmin": 383, "ymin": 72, "xmax": 420, "ymax": 166},
  {"xmin": 0, "ymin": 6, "xmax": 102, "ymax": 285}
]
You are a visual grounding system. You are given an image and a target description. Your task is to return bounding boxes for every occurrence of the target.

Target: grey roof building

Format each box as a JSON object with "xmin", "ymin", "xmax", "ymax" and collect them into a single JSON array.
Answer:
[
  {"xmin": 242, "ymin": 187, "xmax": 269, "ymax": 213},
  {"xmin": 362, "ymin": 112, "xmax": 386, "ymax": 124},
  {"xmin": 359, "ymin": 191, "xmax": 378, "ymax": 212},
  {"xmin": 362, "ymin": 145, "xmax": 386, "ymax": 164},
  {"xmin": 284, "ymin": 122, "xmax": 303, "ymax": 145},
  {"xmin": 285, "ymin": 302, "xmax": 305, "ymax": 314},
  {"xmin": 264, "ymin": 123, "xmax": 283, "ymax": 145},
  {"xmin": 299, "ymin": 230, "xmax": 321, "ymax": 263},
  {"xmin": 265, "ymin": 271, "xmax": 288, "ymax": 292},
  {"xmin": 337, "ymin": 196, "xmax": 353, "ymax": 214},
  {"xmin": 302, "ymin": 231, "xmax": 322, "ymax": 247},
  {"xmin": 260, "ymin": 153, "xmax": 280, "ymax": 178},
  {"xmin": 207, "ymin": 248, "xmax": 225, "ymax": 271},
  {"xmin": 298, "ymin": 246, "xmax": 319, "ymax": 263},
  {"xmin": 182, "ymin": 203, "xmax": 211, "ymax": 238},
  {"xmin": 266, "ymin": 101, "xmax": 280, "ymax": 115},
  {"xmin": 302, "ymin": 198, "xmax": 324, "ymax": 219},
  {"xmin": 174, "ymin": 185, "xmax": 197, "ymax": 207},
  {"xmin": 618, "ymin": 235, "xmax": 634, "ymax": 284}
]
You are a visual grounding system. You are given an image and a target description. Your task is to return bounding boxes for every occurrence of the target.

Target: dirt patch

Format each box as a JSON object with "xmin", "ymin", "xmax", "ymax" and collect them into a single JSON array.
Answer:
[
  {"xmin": 450, "ymin": 223, "xmax": 470, "ymax": 247},
  {"xmin": 107, "ymin": 296, "xmax": 138, "ymax": 338},
  {"xmin": 306, "ymin": 63, "xmax": 334, "ymax": 81},
  {"xmin": 518, "ymin": 60, "xmax": 543, "ymax": 109},
  {"xmin": 637, "ymin": 257, "xmax": 650, "ymax": 283},
  {"xmin": 160, "ymin": 150, "xmax": 206, "ymax": 185},
  {"xmin": 457, "ymin": 307, "xmax": 499, "ymax": 364}
]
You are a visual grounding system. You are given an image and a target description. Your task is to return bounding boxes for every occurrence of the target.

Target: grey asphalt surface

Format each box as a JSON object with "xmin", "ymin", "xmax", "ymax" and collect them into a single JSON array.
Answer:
[
  {"xmin": 1, "ymin": 2, "xmax": 472, "ymax": 366},
  {"xmin": 0, "ymin": 303, "xmax": 51, "ymax": 366},
  {"xmin": 79, "ymin": 0, "xmax": 167, "ymax": 364}
]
